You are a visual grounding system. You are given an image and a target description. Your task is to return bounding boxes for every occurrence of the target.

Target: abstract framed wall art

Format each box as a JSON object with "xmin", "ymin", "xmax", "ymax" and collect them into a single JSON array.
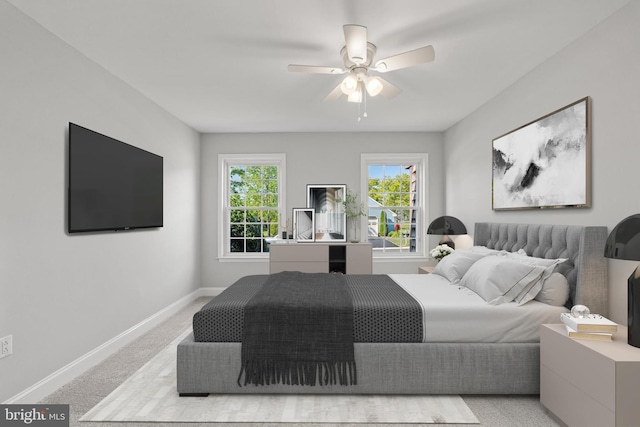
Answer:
[
  {"xmin": 306, "ymin": 184, "xmax": 346, "ymax": 242},
  {"xmin": 492, "ymin": 97, "xmax": 591, "ymax": 210},
  {"xmin": 292, "ymin": 208, "xmax": 315, "ymax": 242}
]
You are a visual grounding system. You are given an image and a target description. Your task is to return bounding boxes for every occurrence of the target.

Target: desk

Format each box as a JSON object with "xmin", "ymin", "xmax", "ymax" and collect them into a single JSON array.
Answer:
[{"xmin": 269, "ymin": 243, "xmax": 372, "ymax": 274}]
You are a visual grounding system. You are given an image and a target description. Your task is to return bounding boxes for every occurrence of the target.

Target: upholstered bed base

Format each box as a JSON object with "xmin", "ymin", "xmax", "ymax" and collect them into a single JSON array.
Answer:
[
  {"xmin": 177, "ymin": 222, "xmax": 608, "ymax": 395},
  {"xmin": 177, "ymin": 337, "xmax": 540, "ymax": 394}
]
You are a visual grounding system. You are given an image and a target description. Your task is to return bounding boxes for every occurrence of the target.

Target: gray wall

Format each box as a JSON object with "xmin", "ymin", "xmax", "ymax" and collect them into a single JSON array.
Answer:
[
  {"xmin": 200, "ymin": 132, "xmax": 444, "ymax": 287},
  {"xmin": 443, "ymin": 1, "xmax": 640, "ymax": 324},
  {"xmin": 0, "ymin": 2, "xmax": 201, "ymax": 402}
]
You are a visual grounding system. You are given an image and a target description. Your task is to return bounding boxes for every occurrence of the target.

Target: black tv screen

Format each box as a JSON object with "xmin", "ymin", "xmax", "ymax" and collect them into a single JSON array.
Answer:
[{"xmin": 68, "ymin": 123, "xmax": 163, "ymax": 233}]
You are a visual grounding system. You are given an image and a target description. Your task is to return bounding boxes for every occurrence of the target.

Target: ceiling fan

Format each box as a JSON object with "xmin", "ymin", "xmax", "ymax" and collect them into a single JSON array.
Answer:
[{"xmin": 288, "ymin": 24, "xmax": 435, "ymax": 104}]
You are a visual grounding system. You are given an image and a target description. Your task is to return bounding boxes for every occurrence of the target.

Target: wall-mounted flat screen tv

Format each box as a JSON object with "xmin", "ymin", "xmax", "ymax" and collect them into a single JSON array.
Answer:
[{"xmin": 68, "ymin": 123, "xmax": 163, "ymax": 233}]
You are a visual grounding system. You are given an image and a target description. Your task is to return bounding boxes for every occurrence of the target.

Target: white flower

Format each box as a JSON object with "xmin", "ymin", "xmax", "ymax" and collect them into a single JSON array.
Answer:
[{"xmin": 430, "ymin": 244, "xmax": 454, "ymax": 260}]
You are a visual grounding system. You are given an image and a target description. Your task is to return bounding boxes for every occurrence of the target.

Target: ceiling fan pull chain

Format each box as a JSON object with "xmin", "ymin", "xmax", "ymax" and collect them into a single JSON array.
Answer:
[{"xmin": 363, "ymin": 89, "xmax": 368, "ymax": 118}]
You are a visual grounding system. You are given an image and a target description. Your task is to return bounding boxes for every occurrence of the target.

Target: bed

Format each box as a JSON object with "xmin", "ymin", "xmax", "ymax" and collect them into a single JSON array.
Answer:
[{"xmin": 177, "ymin": 222, "xmax": 608, "ymax": 395}]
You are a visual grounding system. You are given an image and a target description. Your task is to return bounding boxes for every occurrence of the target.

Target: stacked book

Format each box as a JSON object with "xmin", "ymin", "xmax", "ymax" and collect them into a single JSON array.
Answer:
[{"xmin": 560, "ymin": 312, "xmax": 618, "ymax": 341}]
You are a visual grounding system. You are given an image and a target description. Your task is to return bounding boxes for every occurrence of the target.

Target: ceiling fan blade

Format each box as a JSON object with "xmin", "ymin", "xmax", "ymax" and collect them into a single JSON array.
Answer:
[
  {"xmin": 343, "ymin": 24, "xmax": 368, "ymax": 64},
  {"xmin": 287, "ymin": 64, "xmax": 345, "ymax": 74},
  {"xmin": 374, "ymin": 45, "xmax": 435, "ymax": 72},
  {"xmin": 377, "ymin": 77, "xmax": 402, "ymax": 99},
  {"xmin": 323, "ymin": 83, "xmax": 344, "ymax": 102}
]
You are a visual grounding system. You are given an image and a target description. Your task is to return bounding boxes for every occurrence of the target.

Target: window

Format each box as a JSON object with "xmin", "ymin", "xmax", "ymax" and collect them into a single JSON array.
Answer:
[
  {"xmin": 219, "ymin": 153, "xmax": 286, "ymax": 259},
  {"xmin": 361, "ymin": 153, "xmax": 428, "ymax": 258}
]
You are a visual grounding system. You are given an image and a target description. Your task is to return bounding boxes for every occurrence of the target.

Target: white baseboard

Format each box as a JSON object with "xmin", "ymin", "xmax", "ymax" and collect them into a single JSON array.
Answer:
[
  {"xmin": 200, "ymin": 287, "xmax": 226, "ymax": 296},
  {"xmin": 5, "ymin": 287, "xmax": 223, "ymax": 404}
]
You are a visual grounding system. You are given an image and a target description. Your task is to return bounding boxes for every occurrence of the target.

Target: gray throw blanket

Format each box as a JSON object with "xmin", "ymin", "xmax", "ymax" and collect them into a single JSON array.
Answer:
[{"xmin": 238, "ymin": 271, "xmax": 357, "ymax": 387}]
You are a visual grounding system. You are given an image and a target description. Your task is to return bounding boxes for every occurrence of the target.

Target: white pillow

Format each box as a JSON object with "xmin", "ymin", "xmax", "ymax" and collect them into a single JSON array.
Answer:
[
  {"xmin": 432, "ymin": 249, "xmax": 486, "ymax": 284},
  {"xmin": 501, "ymin": 251, "xmax": 567, "ymax": 268},
  {"xmin": 468, "ymin": 246, "xmax": 502, "ymax": 256},
  {"xmin": 460, "ymin": 256, "xmax": 548, "ymax": 305},
  {"xmin": 512, "ymin": 276, "xmax": 545, "ymax": 306},
  {"xmin": 534, "ymin": 272, "xmax": 570, "ymax": 306},
  {"xmin": 470, "ymin": 246, "xmax": 528, "ymax": 256},
  {"xmin": 503, "ymin": 254, "xmax": 567, "ymax": 304}
]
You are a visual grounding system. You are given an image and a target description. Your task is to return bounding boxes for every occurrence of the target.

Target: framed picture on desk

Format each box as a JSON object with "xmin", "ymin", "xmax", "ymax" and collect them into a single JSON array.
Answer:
[
  {"xmin": 292, "ymin": 208, "xmax": 315, "ymax": 242},
  {"xmin": 306, "ymin": 184, "xmax": 346, "ymax": 242}
]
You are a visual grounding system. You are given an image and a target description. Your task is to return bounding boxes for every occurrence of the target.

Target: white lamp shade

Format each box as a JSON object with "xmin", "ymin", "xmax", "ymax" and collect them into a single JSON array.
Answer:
[
  {"xmin": 340, "ymin": 74, "xmax": 358, "ymax": 95},
  {"xmin": 347, "ymin": 82, "xmax": 363, "ymax": 103},
  {"xmin": 365, "ymin": 76, "xmax": 383, "ymax": 97}
]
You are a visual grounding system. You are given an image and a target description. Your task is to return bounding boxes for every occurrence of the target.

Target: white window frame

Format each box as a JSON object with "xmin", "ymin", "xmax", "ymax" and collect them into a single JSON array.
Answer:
[
  {"xmin": 218, "ymin": 153, "xmax": 286, "ymax": 260},
  {"xmin": 361, "ymin": 153, "xmax": 428, "ymax": 259}
]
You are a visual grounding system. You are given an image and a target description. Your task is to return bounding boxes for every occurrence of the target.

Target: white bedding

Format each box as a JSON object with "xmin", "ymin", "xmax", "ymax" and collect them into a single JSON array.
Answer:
[{"xmin": 390, "ymin": 273, "xmax": 568, "ymax": 343}]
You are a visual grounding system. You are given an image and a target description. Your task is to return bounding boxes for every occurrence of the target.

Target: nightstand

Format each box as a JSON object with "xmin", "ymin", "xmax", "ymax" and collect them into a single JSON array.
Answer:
[
  {"xmin": 540, "ymin": 323, "xmax": 640, "ymax": 427},
  {"xmin": 418, "ymin": 266, "xmax": 435, "ymax": 274}
]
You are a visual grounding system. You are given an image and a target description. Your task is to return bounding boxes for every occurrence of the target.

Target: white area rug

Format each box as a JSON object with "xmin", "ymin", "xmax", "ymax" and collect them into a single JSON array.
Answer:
[{"xmin": 80, "ymin": 330, "xmax": 479, "ymax": 424}]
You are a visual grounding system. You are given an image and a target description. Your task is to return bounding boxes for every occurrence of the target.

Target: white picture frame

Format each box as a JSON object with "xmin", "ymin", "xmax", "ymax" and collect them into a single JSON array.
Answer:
[
  {"xmin": 293, "ymin": 208, "xmax": 315, "ymax": 242},
  {"xmin": 306, "ymin": 184, "xmax": 347, "ymax": 242}
]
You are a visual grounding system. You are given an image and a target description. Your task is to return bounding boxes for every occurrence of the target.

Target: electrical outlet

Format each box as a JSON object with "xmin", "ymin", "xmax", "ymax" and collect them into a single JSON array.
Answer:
[{"xmin": 0, "ymin": 335, "xmax": 12, "ymax": 359}]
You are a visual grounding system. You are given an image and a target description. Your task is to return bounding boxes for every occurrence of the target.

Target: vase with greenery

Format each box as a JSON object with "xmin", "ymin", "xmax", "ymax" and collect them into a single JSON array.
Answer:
[{"xmin": 339, "ymin": 188, "xmax": 367, "ymax": 243}]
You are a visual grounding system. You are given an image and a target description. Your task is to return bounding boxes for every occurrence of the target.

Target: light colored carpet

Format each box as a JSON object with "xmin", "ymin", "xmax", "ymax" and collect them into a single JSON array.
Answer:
[{"xmin": 80, "ymin": 329, "xmax": 478, "ymax": 424}]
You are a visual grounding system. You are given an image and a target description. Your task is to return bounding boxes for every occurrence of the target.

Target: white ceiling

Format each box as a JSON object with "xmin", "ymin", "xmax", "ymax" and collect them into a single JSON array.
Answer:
[{"xmin": 8, "ymin": 0, "xmax": 631, "ymax": 133}]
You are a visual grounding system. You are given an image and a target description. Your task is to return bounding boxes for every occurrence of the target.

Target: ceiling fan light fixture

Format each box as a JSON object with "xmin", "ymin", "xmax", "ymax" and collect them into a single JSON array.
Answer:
[
  {"xmin": 365, "ymin": 76, "xmax": 383, "ymax": 97},
  {"xmin": 347, "ymin": 91, "xmax": 362, "ymax": 103},
  {"xmin": 340, "ymin": 74, "xmax": 358, "ymax": 95},
  {"xmin": 288, "ymin": 24, "xmax": 435, "ymax": 109},
  {"xmin": 347, "ymin": 82, "xmax": 363, "ymax": 103}
]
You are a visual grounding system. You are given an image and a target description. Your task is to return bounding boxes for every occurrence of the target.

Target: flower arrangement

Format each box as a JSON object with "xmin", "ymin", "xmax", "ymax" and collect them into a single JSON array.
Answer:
[{"xmin": 430, "ymin": 244, "xmax": 454, "ymax": 260}]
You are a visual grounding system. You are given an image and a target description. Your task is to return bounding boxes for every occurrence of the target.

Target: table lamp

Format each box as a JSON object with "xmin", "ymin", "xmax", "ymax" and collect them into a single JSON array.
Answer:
[
  {"xmin": 427, "ymin": 216, "xmax": 467, "ymax": 250},
  {"xmin": 604, "ymin": 214, "xmax": 640, "ymax": 348}
]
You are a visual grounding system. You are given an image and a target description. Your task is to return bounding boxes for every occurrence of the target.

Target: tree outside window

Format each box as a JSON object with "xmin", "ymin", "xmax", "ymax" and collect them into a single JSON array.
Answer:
[
  {"xmin": 228, "ymin": 165, "xmax": 279, "ymax": 253},
  {"xmin": 220, "ymin": 153, "xmax": 285, "ymax": 258}
]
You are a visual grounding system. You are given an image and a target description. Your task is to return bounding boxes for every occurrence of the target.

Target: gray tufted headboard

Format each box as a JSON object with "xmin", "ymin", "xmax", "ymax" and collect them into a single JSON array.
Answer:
[{"xmin": 474, "ymin": 222, "xmax": 609, "ymax": 315}]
